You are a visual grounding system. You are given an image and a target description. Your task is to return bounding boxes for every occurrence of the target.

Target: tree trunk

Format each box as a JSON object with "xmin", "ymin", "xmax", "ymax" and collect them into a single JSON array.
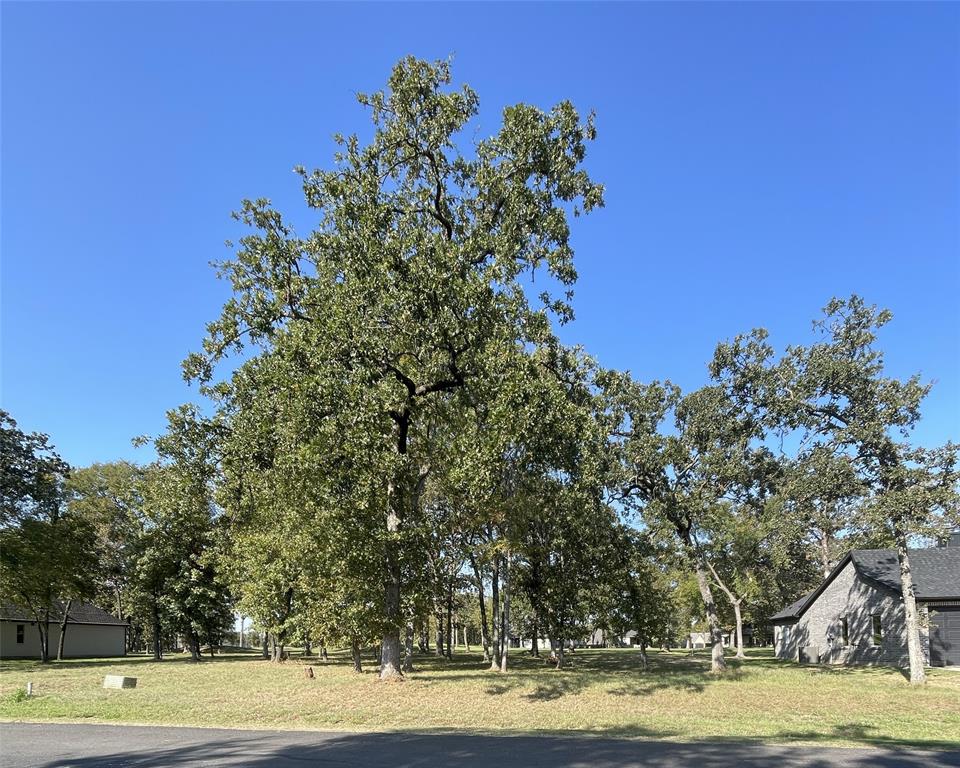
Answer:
[
  {"xmin": 418, "ymin": 620, "xmax": 428, "ymax": 653},
  {"xmin": 262, "ymin": 633, "xmax": 270, "ymax": 660},
  {"xmin": 151, "ymin": 597, "xmax": 162, "ymax": 661},
  {"xmin": 304, "ymin": 633, "xmax": 312, "ymax": 657},
  {"xmin": 37, "ymin": 609, "xmax": 50, "ymax": 664},
  {"xmin": 706, "ymin": 560, "xmax": 746, "ymax": 662},
  {"xmin": 434, "ymin": 610, "xmax": 445, "ymax": 657},
  {"xmin": 56, "ymin": 599, "xmax": 73, "ymax": 661},
  {"xmin": 531, "ymin": 616, "xmax": 540, "ymax": 657},
  {"xmin": 639, "ymin": 639, "xmax": 649, "ymax": 671},
  {"xmin": 500, "ymin": 551, "xmax": 511, "ymax": 673},
  {"xmin": 818, "ymin": 528, "xmax": 835, "ymax": 578},
  {"xmin": 694, "ymin": 561, "xmax": 727, "ymax": 673},
  {"xmin": 402, "ymin": 621, "xmax": 415, "ymax": 672},
  {"xmin": 896, "ymin": 539, "xmax": 926, "ymax": 685},
  {"xmin": 379, "ymin": 430, "xmax": 406, "ymax": 680},
  {"xmin": 321, "ymin": 645, "xmax": 329, "ymax": 662},
  {"xmin": 351, "ymin": 638, "xmax": 363, "ymax": 673},
  {"xmin": 489, "ymin": 553, "xmax": 500, "ymax": 670},
  {"xmin": 732, "ymin": 602, "xmax": 746, "ymax": 660},
  {"xmin": 556, "ymin": 638, "xmax": 565, "ymax": 669},
  {"xmin": 445, "ymin": 584, "xmax": 453, "ymax": 660},
  {"xmin": 470, "ymin": 555, "xmax": 490, "ymax": 661}
]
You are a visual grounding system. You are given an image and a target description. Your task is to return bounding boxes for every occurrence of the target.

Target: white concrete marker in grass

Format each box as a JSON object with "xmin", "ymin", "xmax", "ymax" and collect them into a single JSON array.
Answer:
[{"xmin": 103, "ymin": 675, "xmax": 137, "ymax": 689}]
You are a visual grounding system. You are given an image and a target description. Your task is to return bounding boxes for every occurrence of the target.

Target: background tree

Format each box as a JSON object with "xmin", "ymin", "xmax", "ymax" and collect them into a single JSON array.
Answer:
[
  {"xmin": 605, "ymin": 375, "xmax": 776, "ymax": 673},
  {"xmin": 66, "ymin": 461, "xmax": 145, "ymax": 627},
  {"xmin": 0, "ymin": 411, "xmax": 97, "ymax": 662},
  {"xmin": 139, "ymin": 406, "xmax": 233, "ymax": 661},
  {"xmin": 713, "ymin": 295, "xmax": 960, "ymax": 684}
]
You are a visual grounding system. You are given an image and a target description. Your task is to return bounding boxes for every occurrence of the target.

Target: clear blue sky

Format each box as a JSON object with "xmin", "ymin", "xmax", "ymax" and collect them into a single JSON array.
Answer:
[{"xmin": 2, "ymin": 2, "xmax": 958, "ymax": 467}]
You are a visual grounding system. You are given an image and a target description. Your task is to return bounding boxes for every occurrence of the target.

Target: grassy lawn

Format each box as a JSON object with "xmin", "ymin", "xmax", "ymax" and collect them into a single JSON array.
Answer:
[{"xmin": 1, "ymin": 647, "xmax": 958, "ymax": 749}]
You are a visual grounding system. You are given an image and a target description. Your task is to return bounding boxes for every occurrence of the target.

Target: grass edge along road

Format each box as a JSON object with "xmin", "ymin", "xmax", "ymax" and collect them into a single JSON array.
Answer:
[{"xmin": 1, "ymin": 648, "xmax": 958, "ymax": 750}]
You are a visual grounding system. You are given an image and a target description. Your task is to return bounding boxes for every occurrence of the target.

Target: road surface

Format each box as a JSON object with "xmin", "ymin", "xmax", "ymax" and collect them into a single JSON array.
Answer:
[{"xmin": 1, "ymin": 723, "xmax": 958, "ymax": 767}]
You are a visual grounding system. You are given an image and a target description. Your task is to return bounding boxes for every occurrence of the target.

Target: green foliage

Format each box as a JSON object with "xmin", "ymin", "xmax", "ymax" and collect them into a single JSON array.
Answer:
[
  {"xmin": 0, "ymin": 411, "xmax": 69, "ymax": 526},
  {"xmin": 0, "ymin": 411, "xmax": 98, "ymax": 661},
  {"xmin": 184, "ymin": 56, "xmax": 604, "ymax": 676},
  {"xmin": 66, "ymin": 462, "xmax": 145, "ymax": 620}
]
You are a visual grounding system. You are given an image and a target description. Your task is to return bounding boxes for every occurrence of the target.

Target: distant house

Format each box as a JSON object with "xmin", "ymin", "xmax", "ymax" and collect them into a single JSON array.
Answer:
[
  {"xmin": 0, "ymin": 601, "xmax": 127, "ymax": 660},
  {"xmin": 686, "ymin": 631, "xmax": 735, "ymax": 649},
  {"xmin": 770, "ymin": 536, "xmax": 960, "ymax": 667}
]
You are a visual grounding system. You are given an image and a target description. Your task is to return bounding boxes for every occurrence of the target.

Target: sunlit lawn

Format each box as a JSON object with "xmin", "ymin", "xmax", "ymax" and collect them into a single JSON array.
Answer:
[{"xmin": 1, "ymin": 647, "xmax": 958, "ymax": 749}]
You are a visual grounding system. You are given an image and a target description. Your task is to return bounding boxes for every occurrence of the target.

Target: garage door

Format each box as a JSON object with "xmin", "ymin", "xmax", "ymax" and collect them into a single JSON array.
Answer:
[{"xmin": 929, "ymin": 606, "xmax": 960, "ymax": 667}]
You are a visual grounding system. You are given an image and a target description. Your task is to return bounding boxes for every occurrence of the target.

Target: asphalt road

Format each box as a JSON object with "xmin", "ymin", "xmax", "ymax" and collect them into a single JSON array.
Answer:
[{"xmin": 1, "ymin": 723, "xmax": 958, "ymax": 768}]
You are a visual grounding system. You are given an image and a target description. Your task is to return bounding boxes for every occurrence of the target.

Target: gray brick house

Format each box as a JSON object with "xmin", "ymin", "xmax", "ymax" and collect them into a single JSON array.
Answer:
[{"xmin": 771, "ymin": 537, "xmax": 960, "ymax": 667}]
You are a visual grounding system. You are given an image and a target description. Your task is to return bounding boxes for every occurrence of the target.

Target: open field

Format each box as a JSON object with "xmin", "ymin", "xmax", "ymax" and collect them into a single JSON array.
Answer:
[{"xmin": 1, "ymin": 648, "xmax": 958, "ymax": 749}]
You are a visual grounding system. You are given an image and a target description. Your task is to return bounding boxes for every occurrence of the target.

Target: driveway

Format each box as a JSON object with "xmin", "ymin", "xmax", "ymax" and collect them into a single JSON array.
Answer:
[{"xmin": 1, "ymin": 723, "xmax": 958, "ymax": 768}]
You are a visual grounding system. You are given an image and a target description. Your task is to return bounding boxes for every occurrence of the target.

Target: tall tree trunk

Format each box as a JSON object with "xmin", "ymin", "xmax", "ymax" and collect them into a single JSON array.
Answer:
[
  {"xmin": 351, "ymin": 638, "xmax": 363, "ymax": 673},
  {"xmin": 304, "ymin": 633, "xmax": 312, "ymax": 657},
  {"xmin": 270, "ymin": 634, "xmax": 280, "ymax": 663},
  {"xmin": 445, "ymin": 583, "xmax": 453, "ymax": 660},
  {"xmin": 732, "ymin": 602, "xmax": 745, "ymax": 660},
  {"xmin": 694, "ymin": 561, "xmax": 727, "ymax": 673},
  {"xmin": 37, "ymin": 609, "xmax": 50, "ymax": 664},
  {"xmin": 262, "ymin": 633, "xmax": 270, "ymax": 660},
  {"xmin": 151, "ymin": 596, "xmax": 162, "ymax": 661},
  {"xmin": 896, "ymin": 539, "xmax": 926, "ymax": 685},
  {"xmin": 380, "ymin": 423, "xmax": 407, "ymax": 680},
  {"xmin": 531, "ymin": 617, "xmax": 540, "ymax": 657},
  {"xmin": 500, "ymin": 551, "xmax": 511, "ymax": 673},
  {"xmin": 820, "ymin": 528, "xmax": 834, "ymax": 578},
  {"xmin": 402, "ymin": 621, "xmax": 415, "ymax": 672},
  {"xmin": 556, "ymin": 637, "xmax": 565, "ymax": 669},
  {"xmin": 434, "ymin": 609, "xmax": 445, "ymax": 657},
  {"xmin": 56, "ymin": 599, "xmax": 73, "ymax": 661},
  {"xmin": 470, "ymin": 554, "xmax": 490, "ymax": 661},
  {"xmin": 189, "ymin": 632, "xmax": 202, "ymax": 662},
  {"xmin": 418, "ymin": 620, "xmax": 428, "ymax": 653},
  {"xmin": 489, "ymin": 553, "xmax": 500, "ymax": 670}
]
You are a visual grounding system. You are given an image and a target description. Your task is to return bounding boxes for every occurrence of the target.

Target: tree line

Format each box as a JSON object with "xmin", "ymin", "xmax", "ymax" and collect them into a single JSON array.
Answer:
[{"xmin": 2, "ymin": 58, "xmax": 956, "ymax": 684}]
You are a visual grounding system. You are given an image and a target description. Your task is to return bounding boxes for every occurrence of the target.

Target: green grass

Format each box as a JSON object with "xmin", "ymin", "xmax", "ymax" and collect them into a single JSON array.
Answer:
[{"xmin": 1, "ymin": 647, "xmax": 958, "ymax": 749}]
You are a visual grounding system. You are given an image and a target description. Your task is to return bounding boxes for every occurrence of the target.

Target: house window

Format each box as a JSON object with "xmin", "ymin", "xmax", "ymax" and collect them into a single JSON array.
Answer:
[
  {"xmin": 840, "ymin": 617, "xmax": 849, "ymax": 646},
  {"xmin": 16, "ymin": 625, "xmax": 24, "ymax": 644},
  {"xmin": 871, "ymin": 614, "xmax": 883, "ymax": 646}
]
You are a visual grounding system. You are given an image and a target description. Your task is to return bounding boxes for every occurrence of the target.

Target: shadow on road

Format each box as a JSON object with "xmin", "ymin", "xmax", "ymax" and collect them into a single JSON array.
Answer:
[{"xmin": 7, "ymin": 724, "xmax": 960, "ymax": 768}]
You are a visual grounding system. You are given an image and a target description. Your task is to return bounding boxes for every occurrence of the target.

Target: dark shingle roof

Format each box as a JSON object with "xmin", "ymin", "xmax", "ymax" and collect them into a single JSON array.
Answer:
[
  {"xmin": 0, "ymin": 600, "xmax": 127, "ymax": 626},
  {"xmin": 770, "ymin": 590, "xmax": 815, "ymax": 622},
  {"xmin": 770, "ymin": 545, "xmax": 960, "ymax": 622},
  {"xmin": 852, "ymin": 548, "xmax": 960, "ymax": 599}
]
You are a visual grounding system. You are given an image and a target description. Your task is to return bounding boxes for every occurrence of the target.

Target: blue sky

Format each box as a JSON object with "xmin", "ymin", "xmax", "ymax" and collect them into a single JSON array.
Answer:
[{"xmin": 2, "ymin": 2, "xmax": 958, "ymax": 467}]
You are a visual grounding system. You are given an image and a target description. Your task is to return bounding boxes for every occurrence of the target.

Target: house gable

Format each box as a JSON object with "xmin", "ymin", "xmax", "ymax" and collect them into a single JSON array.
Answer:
[{"xmin": 773, "ymin": 559, "xmax": 918, "ymax": 666}]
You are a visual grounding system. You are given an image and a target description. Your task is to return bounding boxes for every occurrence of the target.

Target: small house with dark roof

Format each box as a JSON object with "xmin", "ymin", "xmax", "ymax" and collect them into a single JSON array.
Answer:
[
  {"xmin": 0, "ymin": 601, "xmax": 127, "ymax": 660},
  {"xmin": 770, "ymin": 535, "xmax": 960, "ymax": 668}
]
